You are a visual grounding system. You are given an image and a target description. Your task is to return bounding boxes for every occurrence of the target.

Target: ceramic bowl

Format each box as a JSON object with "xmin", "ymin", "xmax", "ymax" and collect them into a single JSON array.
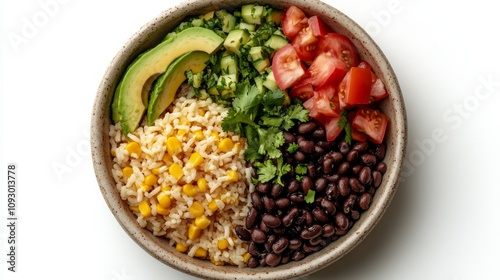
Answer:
[{"xmin": 91, "ymin": 0, "xmax": 407, "ymax": 279}]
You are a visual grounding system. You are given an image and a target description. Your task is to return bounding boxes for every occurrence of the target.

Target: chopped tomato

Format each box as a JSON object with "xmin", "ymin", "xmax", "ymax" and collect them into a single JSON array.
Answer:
[
  {"xmin": 290, "ymin": 82, "xmax": 314, "ymax": 101},
  {"xmin": 351, "ymin": 107, "xmax": 389, "ymax": 144},
  {"xmin": 307, "ymin": 52, "xmax": 346, "ymax": 87},
  {"xmin": 312, "ymin": 91, "xmax": 339, "ymax": 117},
  {"xmin": 358, "ymin": 61, "xmax": 388, "ymax": 102},
  {"xmin": 344, "ymin": 67, "xmax": 372, "ymax": 104},
  {"xmin": 282, "ymin": 6, "xmax": 308, "ymax": 39},
  {"xmin": 348, "ymin": 111, "xmax": 368, "ymax": 142},
  {"xmin": 272, "ymin": 44, "xmax": 306, "ymax": 90},
  {"xmin": 323, "ymin": 115, "xmax": 342, "ymax": 142},
  {"xmin": 308, "ymin": 16, "xmax": 328, "ymax": 36},
  {"xmin": 292, "ymin": 26, "xmax": 317, "ymax": 62},
  {"xmin": 317, "ymin": 33, "xmax": 359, "ymax": 69},
  {"xmin": 303, "ymin": 96, "xmax": 321, "ymax": 119}
]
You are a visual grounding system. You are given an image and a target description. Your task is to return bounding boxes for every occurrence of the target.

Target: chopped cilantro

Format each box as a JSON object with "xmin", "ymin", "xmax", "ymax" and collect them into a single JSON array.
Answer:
[
  {"xmin": 286, "ymin": 143, "xmax": 299, "ymax": 153},
  {"xmin": 338, "ymin": 110, "xmax": 352, "ymax": 145},
  {"xmin": 305, "ymin": 190, "xmax": 316, "ymax": 204}
]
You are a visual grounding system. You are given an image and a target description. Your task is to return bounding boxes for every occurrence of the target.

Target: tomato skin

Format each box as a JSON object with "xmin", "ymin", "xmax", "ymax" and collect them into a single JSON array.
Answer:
[
  {"xmin": 292, "ymin": 26, "xmax": 317, "ymax": 62},
  {"xmin": 351, "ymin": 107, "xmax": 389, "ymax": 144},
  {"xmin": 323, "ymin": 115, "xmax": 342, "ymax": 142},
  {"xmin": 312, "ymin": 91, "xmax": 339, "ymax": 117},
  {"xmin": 282, "ymin": 6, "xmax": 308, "ymax": 39},
  {"xmin": 344, "ymin": 67, "xmax": 372, "ymax": 105},
  {"xmin": 290, "ymin": 82, "xmax": 314, "ymax": 101},
  {"xmin": 272, "ymin": 44, "xmax": 306, "ymax": 90},
  {"xmin": 307, "ymin": 52, "xmax": 346, "ymax": 87},
  {"xmin": 308, "ymin": 16, "xmax": 328, "ymax": 36},
  {"xmin": 358, "ymin": 61, "xmax": 388, "ymax": 102},
  {"xmin": 317, "ymin": 33, "xmax": 359, "ymax": 69}
]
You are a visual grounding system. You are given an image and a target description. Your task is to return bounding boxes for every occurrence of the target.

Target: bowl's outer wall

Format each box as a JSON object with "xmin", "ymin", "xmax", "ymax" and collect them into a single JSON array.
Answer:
[{"xmin": 91, "ymin": 0, "xmax": 407, "ymax": 279}]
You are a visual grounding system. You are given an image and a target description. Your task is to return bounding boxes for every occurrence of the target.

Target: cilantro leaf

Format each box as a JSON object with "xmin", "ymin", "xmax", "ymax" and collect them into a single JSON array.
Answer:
[
  {"xmin": 338, "ymin": 110, "xmax": 352, "ymax": 145},
  {"xmin": 295, "ymin": 163, "xmax": 308, "ymax": 175},
  {"xmin": 286, "ymin": 143, "xmax": 299, "ymax": 153},
  {"xmin": 275, "ymin": 157, "xmax": 291, "ymax": 186},
  {"xmin": 257, "ymin": 127, "xmax": 284, "ymax": 159},
  {"xmin": 254, "ymin": 160, "xmax": 277, "ymax": 183},
  {"xmin": 305, "ymin": 190, "xmax": 316, "ymax": 204}
]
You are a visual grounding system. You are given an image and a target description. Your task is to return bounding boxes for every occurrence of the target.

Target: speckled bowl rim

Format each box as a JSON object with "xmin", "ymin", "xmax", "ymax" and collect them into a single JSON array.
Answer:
[{"xmin": 91, "ymin": 0, "xmax": 407, "ymax": 279}]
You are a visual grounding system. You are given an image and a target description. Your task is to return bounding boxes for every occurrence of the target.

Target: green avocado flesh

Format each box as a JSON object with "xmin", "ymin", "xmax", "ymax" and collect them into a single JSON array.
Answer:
[
  {"xmin": 147, "ymin": 51, "xmax": 210, "ymax": 125},
  {"xmin": 113, "ymin": 27, "xmax": 224, "ymax": 135}
]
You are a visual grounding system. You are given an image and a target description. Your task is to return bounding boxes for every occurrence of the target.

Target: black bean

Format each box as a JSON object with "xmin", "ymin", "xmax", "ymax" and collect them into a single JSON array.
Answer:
[
  {"xmin": 302, "ymin": 176, "xmax": 313, "ymax": 193},
  {"xmin": 273, "ymin": 226, "xmax": 285, "ymax": 235},
  {"xmin": 361, "ymin": 154, "xmax": 377, "ymax": 166},
  {"xmin": 312, "ymin": 126, "xmax": 326, "ymax": 139},
  {"xmin": 343, "ymin": 194, "xmax": 357, "ymax": 214},
  {"xmin": 304, "ymin": 210, "xmax": 314, "ymax": 226},
  {"xmin": 283, "ymin": 131, "xmax": 296, "ymax": 144},
  {"xmin": 262, "ymin": 213, "xmax": 282, "ymax": 228},
  {"xmin": 351, "ymin": 164, "xmax": 362, "ymax": 175},
  {"xmin": 372, "ymin": 171, "xmax": 383, "ymax": 188},
  {"xmin": 312, "ymin": 207, "xmax": 329, "ymax": 223},
  {"xmin": 375, "ymin": 162, "xmax": 387, "ymax": 174},
  {"xmin": 338, "ymin": 177, "xmax": 350, "ymax": 196},
  {"xmin": 323, "ymin": 157, "xmax": 334, "ymax": 174},
  {"xmin": 263, "ymin": 196, "xmax": 276, "ymax": 212},
  {"xmin": 248, "ymin": 256, "xmax": 259, "ymax": 268},
  {"xmin": 314, "ymin": 145, "xmax": 325, "ymax": 157},
  {"xmin": 314, "ymin": 177, "xmax": 327, "ymax": 193},
  {"xmin": 259, "ymin": 220, "xmax": 270, "ymax": 233},
  {"xmin": 300, "ymin": 224, "xmax": 323, "ymax": 240},
  {"xmin": 290, "ymin": 193, "xmax": 304, "ymax": 204},
  {"xmin": 335, "ymin": 212, "xmax": 349, "ymax": 231},
  {"xmin": 275, "ymin": 197, "xmax": 291, "ymax": 209},
  {"xmin": 309, "ymin": 236, "xmax": 323, "ymax": 246},
  {"xmin": 281, "ymin": 254, "xmax": 290, "ymax": 265},
  {"xmin": 246, "ymin": 207, "xmax": 259, "ymax": 229},
  {"xmin": 346, "ymin": 150, "xmax": 359, "ymax": 162},
  {"xmin": 299, "ymin": 139, "xmax": 315, "ymax": 153},
  {"xmin": 359, "ymin": 166, "xmax": 372, "ymax": 185},
  {"xmin": 265, "ymin": 234, "xmax": 277, "ymax": 252},
  {"xmin": 349, "ymin": 178, "xmax": 365, "ymax": 193},
  {"xmin": 307, "ymin": 163, "xmax": 316, "ymax": 178},
  {"xmin": 287, "ymin": 179, "xmax": 301, "ymax": 193},
  {"xmin": 325, "ymin": 183, "xmax": 338, "ymax": 200},
  {"xmin": 303, "ymin": 243, "xmax": 321, "ymax": 253},
  {"xmin": 257, "ymin": 182, "xmax": 270, "ymax": 194},
  {"xmin": 323, "ymin": 224, "xmax": 336, "ymax": 237},
  {"xmin": 251, "ymin": 192, "xmax": 263, "ymax": 210},
  {"xmin": 292, "ymin": 251, "xmax": 305, "ymax": 261},
  {"xmin": 298, "ymin": 121, "xmax": 317, "ymax": 135},
  {"xmin": 251, "ymin": 228, "xmax": 266, "ymax": 243},
  {"xmin": 358, "ymin": 193, "xmax": 372, "ymax": 210},
  {"xmin": 375, "ymin": 143, "xmax": 386, "ymax": 160},
  {"xmin": 294, "ymin": 151, "xmax": 306, "ymax": 162},
  {"xmin": 282, "ymin": 207, "xmax": 299, "ymax": 227},
  {"xmin": 272, "ymin": 237, "xmax": 289, "ymax": 254},
  {"xmin": 339, "ymin": 140, "xmax": 350, "ymax": 154},
  {"xmin": 337, "ymin": 162, "xmax": 349, "ymax": 175},
  {"xmin": 351, "ymin": 210, "xmax": 360, "ymax": 220},
  {"xmin": 270, "ymin": 183, "xmax": 282, "ymax": 197},
  {"xmin": 235, "ymin": 225, "xmax": 251, "ymax": 241},
  {"xmin": 320, "ymin": 198, "xmax": 336, "ymax": 214},
  {"xmin": 288, "ymin": 238, "xmax": 302, "ymax": 251},
  {"xmin": 265, "ymin": 253, "xmax": 282, "ymax": 267},
  {"xmin": 330, "ymin": 151, "xmax": 343, "ymax": 163},
  {"xmin": 248, "ymin": 241, "xmax": 261, "ymax": 256},
  {"xmin": 325, "ymin": 174, "xmax": 339, "ymax": 182},
  {"xmin": 353, "ymin": 141, "xmax": 368, "ymax": 152}
]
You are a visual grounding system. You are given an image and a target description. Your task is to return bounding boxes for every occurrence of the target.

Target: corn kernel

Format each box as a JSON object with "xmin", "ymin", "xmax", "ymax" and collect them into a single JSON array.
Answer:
[
  {"xmin": 144, "ymin": 174, "xmax": 158, "ymax": 185},
  {"xmin": 198, "ymin": 108, "xmax": 206, "ymax": 116},
  {"xmin": 188, "ymin": 152, "xmax": 204, "ymax": 168},
  {"xmin": 189, "ymin": 201, "xmax": 205, "ymax": 217},
  {"xmin": 183, "ymin": 183, "xmax": 199, "ymax": 197},
  {"xmin": 243, "ymin": 252, "xmax": 252, "ymax": 262},
  {"xmin": 156, "ymin": 204, "xmax": 170, "ymax": 215},
  {"xmin": 193, "ymin": 247, "xmax": 207, "ymax": 258},
  {"xmin": 122, "ymin": 166, "xmax": 133, "ymax": 178},
  {"xmin": 210, "ymin": 132, "xmax": 219, "ymax": 140},
  {"xmin": 177, "ymin": 129, "xmax": 187, "ymax": 136},
  {"xmin": 226, "ymin": 170, "xmax": 238, "ymax": 183},
  {"xmin": 197, "ymin": 178, "xmax": 207, "ymax": 192},
  {"xmin": 188, "ymin": 224, "xmax": 202, "ymax": 240},
  {"xmin": 210, "ymin": 257, "xmax": 224, "ymax": 266},
  {"xmin": 223, "ymin": 195, "xmax": 238, "ymax": 204},
  {"xmin": 151, "ymin": 168, "xmax": 160, "ymax": 175},
  {"xmin": 208, "ymin": 200, "xmax": 219, "ymax": 212},
  {"xmin": 234, "ymin": 142, "xmax": 242, "ymax": 152},
  {"xmin": 179, "ymin": 117, "xmax": 190, "ymax": 126},
  {"xmin": 166, "ymin": 136, "xmax": 182, "ymax": 156},
  {"xmin": 138, "ymin": 200, "xmax": 151, "ymax": 218},
  {"xmin": 129, "ymin": 206, "xmax": 139, "ymax": 211},
  {"xmin": 141, "ymin": 183, "xmax": 153, "ymax": 192},
  {"xmin": 162, "ymin": 153, "xmax": 172, "ymax": 163},
  {"xmin": 125, "ymin": 142, "xmax": 142, "ymax": 157},
  {"xmin": 169, "ymin": 163, "xmax": 183, "ymax": 180},
  {"xmin": 111, "ymin": 149, "xmax": 116, "ymax": 157},
  {"xmin": 193, "ymin": 130, "xmax": 205, "ymax": 141},
  {"xmin": 157, "ymin": 192, "xmax": 171, "ymax": 208},
  {"xmin": 217, "ymin": 239, "xmax": 229, "ymax": 250},
  {"xmin": 176, "ymin": 243, "xmax": 188, "ymax": 253},
  {"xmin": 160, "ymin": 185, "xmax": 171, "ymax": 192},
  {"xmin": 195, "ymin": 215, "xmax": 210, "ymax": 229},
  {"xmin": 218, "ymin": 138, "xmax": 234, "ymax": 152}
]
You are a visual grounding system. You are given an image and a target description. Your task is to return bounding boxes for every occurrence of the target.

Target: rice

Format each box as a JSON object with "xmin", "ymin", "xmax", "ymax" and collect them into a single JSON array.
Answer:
[{"xmin": 109, "ymin": 95, "xmax": 253, "ymax": 266}]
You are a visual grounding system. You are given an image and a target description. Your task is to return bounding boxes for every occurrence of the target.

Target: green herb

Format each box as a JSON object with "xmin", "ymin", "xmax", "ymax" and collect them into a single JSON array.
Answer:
[
  {"xmin": 295, "ymin": 163, "xmax": 308, "ymax": 181},
  {"xmin": 254, "ymin": 157, "xmax": 291, "ymax": 186},
  {"xmin": 338, "ymin": 110, "xmax": 352, "ymax": 145},
  {"xmin": 305, "ymin": 190, "xmax": 316, "ymax": 203},
  {"xmin": 286, "ymin": 143, "xmax": 299, "ymax": 153}
]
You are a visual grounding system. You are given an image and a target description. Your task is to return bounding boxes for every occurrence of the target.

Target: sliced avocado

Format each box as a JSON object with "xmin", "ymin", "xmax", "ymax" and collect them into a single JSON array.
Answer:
[
  {"xmin": 113, "ymin": 27, "xmax": 224, "ymax": 135},
  {"xmin": 147, "ymin": 51, "xmax": 210, "ymax": 125}
]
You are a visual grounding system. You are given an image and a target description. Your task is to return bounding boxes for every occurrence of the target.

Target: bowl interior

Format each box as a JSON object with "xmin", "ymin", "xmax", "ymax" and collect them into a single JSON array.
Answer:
[{"xmin": 91, "ymin": 0, "xmax": 407, "ymax": 279}]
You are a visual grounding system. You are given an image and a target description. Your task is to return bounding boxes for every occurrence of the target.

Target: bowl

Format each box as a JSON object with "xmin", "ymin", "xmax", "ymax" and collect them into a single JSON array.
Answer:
[{"xmin": 91, "ymin": 0, "xmax": 407, "ymax": 279}]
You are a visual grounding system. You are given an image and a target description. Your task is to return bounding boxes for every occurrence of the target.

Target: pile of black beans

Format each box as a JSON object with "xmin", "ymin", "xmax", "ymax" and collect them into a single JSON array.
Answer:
[{"xmin": 234, "ymin": 120, "xmax": 387, "ymax": 268}]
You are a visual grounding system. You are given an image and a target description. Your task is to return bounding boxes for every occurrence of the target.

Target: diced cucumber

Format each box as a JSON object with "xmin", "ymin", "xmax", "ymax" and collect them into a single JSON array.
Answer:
[
  {"xmin": 252, "ymin": 59, "xmax": 270, "ymax": 73},
  {"xmin": 238, "ymin": 22, "xmax": 256, "ymax": 32},
  {"xmin": 217, "ymin": 74, "xmax": 238, "ymax": 95},
  {"xmin": 263, "ymin": 71, "xmax": 278, "ymax": 91},
  {"xmin": 220, "ymin": 54, "xmax": 238, "ymax": 75},
  {"xmin": 249, "ymin": 46, "xmax": 266, "ymax": 61},
  {"xmin": 265, "ymin": 35, "xmax": 289, "ymax": 51},
  {"xmin": 208, "ymin": 86, "xmax": 220, "ymax": 95},
  {"xmin": 254, "ymin": 76, "xmax": 264, "ymax": 94},
  {"xmin": 223, "ymin": 29, "xmax": 251, "ymax": 55},
  {"xmin": 191, "ymin": 71, "xmax": 203, "ymax": 88},
  {"xmin": 191, "ymin": 18, "xmax": 204, "ymax": 27},
  {"xmin": 266, "ymin": 9, "xmax": 283, "ymax": 25},
  {"xmin": 216, "ymin": 9, "xmax": 237, "ymax": 33},
  {"xmin": 241, "ymin": 4, "xmax": 265, "ymax": 25}
]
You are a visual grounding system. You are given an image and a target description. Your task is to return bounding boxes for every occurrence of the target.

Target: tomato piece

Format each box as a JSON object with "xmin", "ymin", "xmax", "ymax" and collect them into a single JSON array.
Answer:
[
  {"xmin": 292, "ymin": 26, "xmax": 317, "ymax": 62},
  {"xmin": 272, "ymin": 44, "xmax": 306, "ymax": 90},
  {"xmin": 303, "ymin": 96, "xmax": 321, "ymax": 119},
  {"xmin": 351, "ymin": 107, "xmax": 389, "ymax": 144},
  {"xmin": 358, "ymin": 61, "xmax": 388, "ymax": 102},
  {"xmin": 344, "ymin": 67, "xmax": 372, "ymax": 104},
  {"xmin": 282, "ymin": 6, "xmax": 308, "ymax": 39},
  {"xmin": 307, "ymin": 52, "xmax": 346, "ymax": 87},
  {"xmin": 290, "ymin": 82, "xmax": 314, "ymax": 101},
  {"xmin": 312, "ymin": 92, "xmax": 338, "ymax": 117},
  {"xmin": 317, "ymin": 33, "xmax": 359, "ymax": 69},
  {"xmin": 323, "ymin": 115, "xmax": 342, "ymax": 142},
  {"xmin": 348, "ymin": 111, "xmax": 367, "ymax": 142},
  {"xmin": 308, "ymin": 16, "xmax": 328, "ymax": 36}
]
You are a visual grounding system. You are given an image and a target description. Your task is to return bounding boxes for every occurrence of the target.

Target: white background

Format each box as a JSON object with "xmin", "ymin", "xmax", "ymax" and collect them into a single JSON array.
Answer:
[{"xmin": 1, "ymin": 0, "xmax": 500, "ymax": 279}]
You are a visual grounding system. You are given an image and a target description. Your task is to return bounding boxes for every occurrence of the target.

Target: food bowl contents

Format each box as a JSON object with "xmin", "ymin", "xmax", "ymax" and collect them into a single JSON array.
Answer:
[{"xmin": 108, "ymin": 3, "xmax": 391, "ymax": 268}]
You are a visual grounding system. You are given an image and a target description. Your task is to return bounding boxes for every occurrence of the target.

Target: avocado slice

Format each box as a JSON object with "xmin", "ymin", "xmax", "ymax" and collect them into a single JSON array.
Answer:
[
  {"xmin": 113, "ymin": 27, "xmax": 224, "ymax": 135},
  {"xmin": 147, "ymin": 51, "xmax": 210, "ymax": 125}
]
